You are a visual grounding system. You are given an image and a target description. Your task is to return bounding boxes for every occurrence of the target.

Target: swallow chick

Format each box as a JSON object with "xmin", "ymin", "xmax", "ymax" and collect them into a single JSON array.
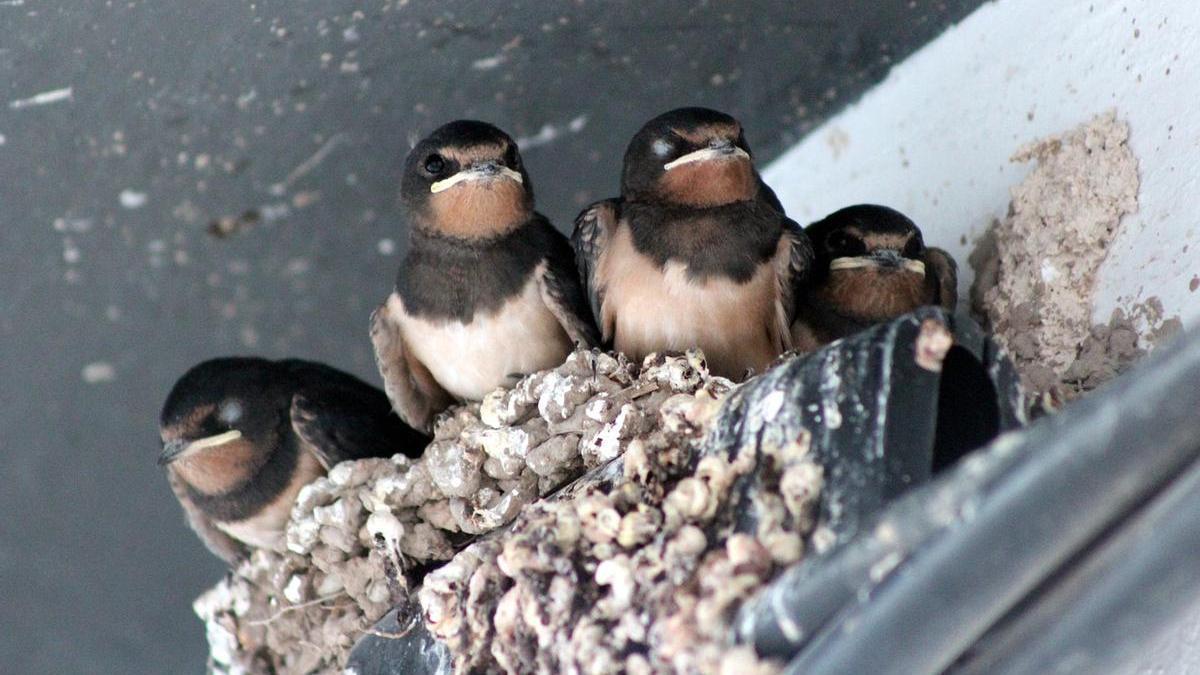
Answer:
[
  {"xmin": 791, "ymin": 204, "xmax": 958, "ymax": 351},
  {"xmin": 571, "ymin": 107, "xmax": 812, "ymax": 379},
  {"xmin": 371, "ymin": 120, "xmax": 598, "ymax": 432},
  {"xmin": 159, "ymin": 357, "xmax": 428, "ymax": 564}
]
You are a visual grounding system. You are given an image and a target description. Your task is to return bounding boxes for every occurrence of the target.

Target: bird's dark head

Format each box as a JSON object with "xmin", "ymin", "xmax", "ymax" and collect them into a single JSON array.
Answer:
[
  {"xmin": 400, "ymin": 120, "xmax": 533, "ymax": 239},
  {"xmin": 808, "ymin": 204, "xmax": 928, "ymax": 279},
  {"xmin": 158, "ymin": 358, "xmax": 288, "ymax": 489},
  {"xmin": 805, "ymin": 205, "xmax": 930, "ymax": 321},
  {"xmin": 621, "ymin": 107, "xmax": 758, "ymax": 207}
]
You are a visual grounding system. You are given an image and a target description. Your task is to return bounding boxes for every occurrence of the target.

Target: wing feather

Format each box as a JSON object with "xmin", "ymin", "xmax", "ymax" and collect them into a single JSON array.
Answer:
[
  {"xmin": 369, "ymin": 298, "xmax": 455, "ymax": 434},
  {"xmin": 531, "ymin": 215, "xmax": 601, "ymax": 347},
  {"xmin": 923, "ymin": 247, "xmax": 959, "ymax": 311},
  {"xmin": 777, "ymin": 217, "xmax": 815, "ymax": 327},
  {"xmin": 570, "ymin": 199, "xmax": 621, "ymax": 344}
]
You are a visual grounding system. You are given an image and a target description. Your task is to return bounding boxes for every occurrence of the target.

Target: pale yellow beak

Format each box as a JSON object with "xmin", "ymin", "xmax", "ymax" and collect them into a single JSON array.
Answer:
[
  {"xmin": 663, "ymin": 145, "xmax": 750, "ymax": 171},
  {"xmin": 158, "ymin": 429, "xmax": 243, "ymax": 465},
  {"xmin": 829, "ymin": 256, "xmax": 926, "ymax": 276},
  {"xmin": 430, "ymin": 163, "xmax": 524, "ymax": 193}
]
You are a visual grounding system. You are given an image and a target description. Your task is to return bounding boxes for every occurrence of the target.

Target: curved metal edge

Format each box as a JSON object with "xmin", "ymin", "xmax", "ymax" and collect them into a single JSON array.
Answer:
[
  {"xmin": 778, "ymin": 326, "xmax": 1200, "ymax": 674},
  {"xmin": 735, "ymin": 308, "xmax": 1023, "ymax": 658},
  {"xmin": 949, "ymin": 450, "xmax": 1200, "ymax": 675}
]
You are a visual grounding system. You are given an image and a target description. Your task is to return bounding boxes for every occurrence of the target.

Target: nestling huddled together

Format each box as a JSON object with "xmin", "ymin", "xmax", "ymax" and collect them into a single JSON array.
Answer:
[{"xmin": 158, "ymin": 107, "xmax": 958, "ymax": 564}]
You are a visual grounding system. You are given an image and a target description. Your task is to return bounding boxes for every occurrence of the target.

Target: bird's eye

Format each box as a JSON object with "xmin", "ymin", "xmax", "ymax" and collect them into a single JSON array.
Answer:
[
  {"xmin": 736, "ymin": 130, "xmax": 748, "ymax": 150},
  {"xmin": 902, "ymin": 236, "xmax": 923, "ymax": 258},
  {"xmin": 218, "ymin": 400, "xmax": 243, "ymax": 426},
  {"xmin": 423, "ymin": 154, "xmax": 445, "ymax": 175},
  {"xmin": 829, "ymin": 232, "xmax": 866, "ymax": 256},
  {"xmin": 651, "ymin": 139, "xmax": 673, "ymax": 158},
  {"xmin": 504, "ymin": 145, "xmax": 521, "ymax": 169}
]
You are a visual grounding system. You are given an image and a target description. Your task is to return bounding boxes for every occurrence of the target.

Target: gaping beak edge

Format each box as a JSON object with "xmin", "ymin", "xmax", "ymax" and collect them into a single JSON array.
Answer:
[
  {"xmin": 663, "ymin": 145, "xmax": 751, "ymax": 171},
  {"xmin": 829, "ymin": 255, "xmax": 926, "ymax": 277},
  {"xmin": 430, "ymin": 164, "xmax": 524, "ymax": 193},
  {"xmin": 158, "ymin": 429, "xmax": 243, "ymax": 466}
]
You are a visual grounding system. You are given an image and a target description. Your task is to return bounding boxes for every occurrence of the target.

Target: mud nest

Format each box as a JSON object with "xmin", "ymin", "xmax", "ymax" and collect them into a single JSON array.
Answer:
[
  {"xmin": 195, "ymin": 349, "xmax": 821, "ymax": 674},
  {"xmin": 971, "ymin": 110, "xmax": 1180, "ymax": 409}
]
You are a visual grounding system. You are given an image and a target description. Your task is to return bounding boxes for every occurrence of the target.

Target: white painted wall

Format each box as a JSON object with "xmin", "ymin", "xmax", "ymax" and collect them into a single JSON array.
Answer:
[{"xmin": 763, "ymin": 0, "xmax": 1200, "ymax": 329}]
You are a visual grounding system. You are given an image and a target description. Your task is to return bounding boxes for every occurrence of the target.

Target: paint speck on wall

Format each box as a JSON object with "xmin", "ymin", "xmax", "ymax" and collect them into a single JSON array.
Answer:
[
  {"xmin": 53, "ymin": 217, "xmax": 93, "ymax": 233},
  {"xmin": 472, "ymin": 53, "xmax": 507, "ymax": 70},
  {"xmin": 825, "ymin": 127, "xmax": 850, "ymax": 159},
  {"xmin": 82, "ymin": 361, "xmax": 117, "ymax": 384},
  {"xmin": 516, "ymin": 115, "xmax": 590, "ymax": 150},
  {"xmin": 62, "ymin": 240, "xmax": 81, "ymax": 264},
  {"xmin": 120, "ymin": 189, "xmax": 148, "ymax": 209},
  {"xmin": 8, "ymin": 86, "xmax": 73, "ymax": 109}
]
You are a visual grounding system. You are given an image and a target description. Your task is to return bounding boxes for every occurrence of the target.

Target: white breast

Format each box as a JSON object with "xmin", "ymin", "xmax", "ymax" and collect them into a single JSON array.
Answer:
[
  {"xmin": 393, "ymin": 277, "xmax": 573, "ymax": 401},
  {"xmin": 599, "ymin": 226, "xmax": 785, "ymax": 379},
  {"xmin": 217, "ymin": 509, "xmax": 288, "ymax": 551}
]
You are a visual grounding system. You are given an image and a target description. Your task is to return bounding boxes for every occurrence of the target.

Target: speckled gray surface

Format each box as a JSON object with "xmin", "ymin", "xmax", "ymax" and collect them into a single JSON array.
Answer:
[{"xmin": 0, "ymin": 1, "xmax": 983, "ymax": 672}]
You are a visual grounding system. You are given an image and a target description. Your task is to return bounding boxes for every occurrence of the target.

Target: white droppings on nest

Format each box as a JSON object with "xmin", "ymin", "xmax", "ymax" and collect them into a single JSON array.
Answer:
[
  {"xmin": 420, "ymin": 357, "xmax": 824, "ymax": 675},
  {"xmin": 817, "ymin": 349, "xmax": 843, "ymax": 429},
  {"xmin": 758, "ymin": 390, "xmax": 785, "ymax": 422},
  {"xmin": 195, "ymin": 349, "xmax": 756, "ymax": 674},
  {"xmin": 914, "ymin": 318, "xmax": 954, "ymax": 373}
]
